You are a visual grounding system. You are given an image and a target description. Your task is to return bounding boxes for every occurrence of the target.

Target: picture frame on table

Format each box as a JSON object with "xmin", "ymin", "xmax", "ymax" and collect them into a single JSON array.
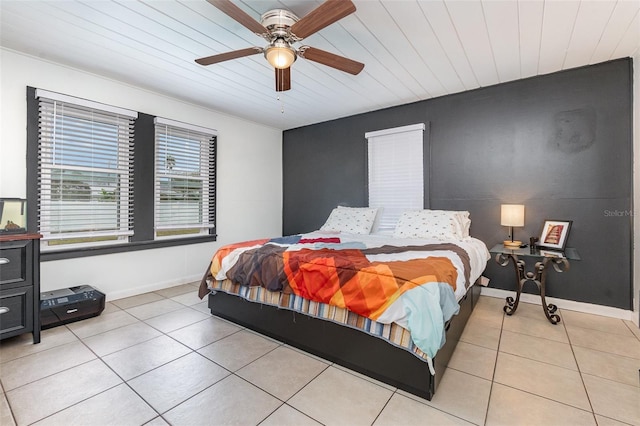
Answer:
[{"xmin": 538, "ymin": 220, "xmax": 572, "ymax": 251}]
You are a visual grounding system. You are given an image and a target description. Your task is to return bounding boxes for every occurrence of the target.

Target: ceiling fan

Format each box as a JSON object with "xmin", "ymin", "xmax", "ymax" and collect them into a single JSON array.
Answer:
[{"xmin": 195, "ymin": 0, "xmax": 365, "ymax": 92}]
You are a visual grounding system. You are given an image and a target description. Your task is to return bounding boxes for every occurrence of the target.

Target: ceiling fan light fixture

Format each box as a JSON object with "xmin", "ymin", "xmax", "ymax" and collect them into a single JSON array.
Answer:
[
  {"xmin": 265, "ymin": 40, "xmax": 296, "ymax": 69},
  {"xmin": 197, "ymin": 0, "xmax": 364, "ymax": 89}
]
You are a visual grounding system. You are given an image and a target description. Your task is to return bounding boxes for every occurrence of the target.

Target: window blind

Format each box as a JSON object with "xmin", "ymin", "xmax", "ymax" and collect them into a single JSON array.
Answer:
[
  {"xmin": 37, "ymin": 93, "xmax": 136, "ymax": 248},
  {"xmin": 366, "ymin": 124, "xmax": 425, "ymax": 230},
  {"xmin": 154, "ymin": 118, "xmax": 216, "ymax": 238}
]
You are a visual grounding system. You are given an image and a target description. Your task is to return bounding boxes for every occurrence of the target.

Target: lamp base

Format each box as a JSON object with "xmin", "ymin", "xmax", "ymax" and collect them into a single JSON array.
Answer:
[{"xmin": 503, "ymin": 240, "xmax": 522, "ymax": 248}]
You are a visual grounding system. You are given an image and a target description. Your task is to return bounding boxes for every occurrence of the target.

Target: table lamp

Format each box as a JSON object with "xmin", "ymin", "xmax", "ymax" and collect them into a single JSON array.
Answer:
[{"xmin": 501, "ymin": 204, "xmax": 525, "ymax": 248}]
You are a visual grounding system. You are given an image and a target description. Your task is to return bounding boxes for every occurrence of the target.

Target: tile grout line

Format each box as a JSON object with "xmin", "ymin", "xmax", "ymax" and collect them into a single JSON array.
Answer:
[
  {"xmin": 3, "ymin": 289, "xmax": 637, "ymax": 425},
  {"xmin": 560, "ymin": 309, "xmax": 598, "ymax": 423},
  {"xmin": 482, "ymin": 303, "xmax": 506, "ymax": 426},
  {"xmin": 114, "ymin": 307, "xmax": 233, "ymax": 423},
  {"xmin": 15, "ymin": 331, "xmax": 127, "ymax": 425},
  {"xmin": 118, "ymin": 295, "xmax": 293, "ymax": 424},
  {"xmin": 1, "ymin": 331, "xmax": 122, "ymax": 396},
  {"xmin": 4, "ymin": 288, "xmax": 211, "ymax": 426},
  {"xmin": 368, "ymin": 390, "xmax": 394, "ymax": 426}
]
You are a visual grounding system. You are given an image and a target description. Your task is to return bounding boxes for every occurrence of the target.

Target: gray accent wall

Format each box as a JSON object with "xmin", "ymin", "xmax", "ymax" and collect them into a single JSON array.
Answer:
[{"xmin": 283, "ymin": 58, "xmax": 633, "ymax": 310}]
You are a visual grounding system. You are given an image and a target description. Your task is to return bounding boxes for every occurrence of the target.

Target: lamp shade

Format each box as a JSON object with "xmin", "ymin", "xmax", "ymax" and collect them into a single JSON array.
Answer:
[
  {"xmin": 501, "ymin": 204, "xmax": 525, "ymax": 227},
  {"xmin": 265, "ymin": 40, "xmax": 296, "ymax": 69}
]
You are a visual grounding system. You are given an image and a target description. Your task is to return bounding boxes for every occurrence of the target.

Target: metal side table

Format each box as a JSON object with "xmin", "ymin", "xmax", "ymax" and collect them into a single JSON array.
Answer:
[{"xmin": 489, "ymin": 244, "xmax": 580, "ymax": 324}]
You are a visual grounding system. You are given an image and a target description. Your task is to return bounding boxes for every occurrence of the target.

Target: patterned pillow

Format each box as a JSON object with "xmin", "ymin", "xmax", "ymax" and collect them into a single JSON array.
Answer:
[
  {"xmin": 320, "ymin": 206, "xmax": 379, "ymax": 234},
  {"xmin": 454, "ymin": 210, "xmax": 471, "ymax": 238},
  {"xmin": 424, "ymin": 210, "xmax": 470, "ymax": 237},
  {"xmin": 393, "ymin": 209, "xmax": 469, "ymax": 240}
]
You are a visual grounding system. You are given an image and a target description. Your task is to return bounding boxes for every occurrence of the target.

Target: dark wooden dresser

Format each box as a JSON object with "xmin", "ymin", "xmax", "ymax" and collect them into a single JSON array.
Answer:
[{"xmin": 0, "ymin": 233, "xmax": 41, "ymax": 343}]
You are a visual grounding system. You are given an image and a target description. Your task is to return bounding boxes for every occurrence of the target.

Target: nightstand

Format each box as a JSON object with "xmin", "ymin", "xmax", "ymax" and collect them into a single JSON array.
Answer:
[
  {"xmin": 489, "ymin": 244, "xmax": 580, "ymax": 324},
  {"xmin": 0, "ymin": 233, "xmax": 42, "ymax": 343}
]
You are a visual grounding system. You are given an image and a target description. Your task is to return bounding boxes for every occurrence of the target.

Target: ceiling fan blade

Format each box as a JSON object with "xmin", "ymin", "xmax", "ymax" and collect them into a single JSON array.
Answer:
[
  {"xmin": 195, "ymin": 47, "xmax": 262, "ymax": 66},
  {"xmin": 290, "ymin": 0, "xmax": 356, "ymax": 40},
  {"xmin": 298, "ymin": 46, "xmax": 364, "ymax": 75},
  {"xmin": 275, "ymin": 67, "xmax": 291, "ymax": 92},
  {"xmin": 207, "ymin": 0, "xmax": 269, "ymax": 36}
]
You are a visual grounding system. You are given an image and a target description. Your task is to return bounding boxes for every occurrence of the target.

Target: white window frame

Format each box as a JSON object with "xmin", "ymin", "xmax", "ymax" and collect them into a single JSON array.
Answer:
[
  {"xmin": 154, "ymin": 117, "xmax": 216, "ymax": 239},
  {"xmin": 36, "ymin": 89, "xmax": 136, "ymax": 251},
  {"xmin": 366, "ymin": 123, "xmax": 425, "ymax": 231}
]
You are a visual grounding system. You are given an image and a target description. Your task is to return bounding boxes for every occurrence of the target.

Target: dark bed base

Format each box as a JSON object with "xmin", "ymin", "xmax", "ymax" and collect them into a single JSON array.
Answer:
[{"xmin": 207, "ymin": 284, "xmax": 480, "ymax": 400}]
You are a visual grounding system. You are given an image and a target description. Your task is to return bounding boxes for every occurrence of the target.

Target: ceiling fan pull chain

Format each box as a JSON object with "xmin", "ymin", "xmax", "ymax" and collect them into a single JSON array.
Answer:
[{"xmin": 277, "ymin": 93, "xmax": 285, "ymax": 115}]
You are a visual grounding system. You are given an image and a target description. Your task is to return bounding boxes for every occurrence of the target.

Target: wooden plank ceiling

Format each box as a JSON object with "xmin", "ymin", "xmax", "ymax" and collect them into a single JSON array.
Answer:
[{"xmin": 1, "ymin": 0, "xmax": 638, "ymax": 130}]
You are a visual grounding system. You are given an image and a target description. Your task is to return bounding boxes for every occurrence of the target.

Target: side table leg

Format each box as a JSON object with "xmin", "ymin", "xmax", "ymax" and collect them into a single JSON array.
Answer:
[
  {"xmin": 494, "ymin": 249, "xmax": 570, "ymax": 324},
  {"xmin": 538, "ymin": 259, "xmax": 562, "ymax": 324},
  {"xmin": 503, "ymin": 257, "xmax": 525, "ymax": 316}
]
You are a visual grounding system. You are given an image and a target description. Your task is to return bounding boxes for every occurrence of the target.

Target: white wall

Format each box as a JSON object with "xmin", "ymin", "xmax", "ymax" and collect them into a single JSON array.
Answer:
[
  {"xmin": 634, "ymin": 52, "xmax": 639, "ymax": 326},
  {"xmin": 0, "ymin": 48, "xmax": 283, "ymax": 300}
]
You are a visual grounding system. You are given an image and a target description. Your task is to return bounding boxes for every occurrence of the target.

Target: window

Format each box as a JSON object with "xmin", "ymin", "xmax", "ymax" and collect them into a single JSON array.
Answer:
[
  {"xmin": 28, "ymin": 87, "xmax": 217, "ymax": 259},
  {"xmin": 366, "ymin": 123, "xmax": 425, "ymax": 230},
  {"xmin": 36, "ymin": 89, "xmax": 136, "ymax": 250},
  {"xmin": 154, "ymin": 118, "xmax": 216, "ymax": 239}
]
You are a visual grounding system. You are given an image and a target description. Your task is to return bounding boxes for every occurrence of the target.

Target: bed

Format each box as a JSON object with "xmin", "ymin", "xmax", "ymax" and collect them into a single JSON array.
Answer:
[{"xmin": 198, "ymin": 208, "xmax": 490, "ymax": 400}]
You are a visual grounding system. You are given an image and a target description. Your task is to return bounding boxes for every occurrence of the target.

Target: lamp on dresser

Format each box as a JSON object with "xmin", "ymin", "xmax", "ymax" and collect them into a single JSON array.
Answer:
[{"xmin": 501, "ymin": 204, "xmax": 525, "ymax": 248}]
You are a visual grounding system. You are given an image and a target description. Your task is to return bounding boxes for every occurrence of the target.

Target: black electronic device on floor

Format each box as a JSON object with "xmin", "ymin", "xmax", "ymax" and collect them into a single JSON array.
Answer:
[{"xmin": 40, "ymin": 285, "xmax": 106, "ymax": 329}]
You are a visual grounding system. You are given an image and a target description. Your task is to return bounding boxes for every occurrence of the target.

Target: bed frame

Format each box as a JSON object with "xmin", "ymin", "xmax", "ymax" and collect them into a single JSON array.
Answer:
[{"xmin": 207, "ymin": 282, "xmax": 480, "ymax": 400}]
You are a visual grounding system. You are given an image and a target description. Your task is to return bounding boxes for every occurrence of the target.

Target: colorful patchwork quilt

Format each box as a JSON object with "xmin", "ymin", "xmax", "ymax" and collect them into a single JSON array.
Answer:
[{"xmin": 207, "ymin": 232, "xmax": 489, "ymax": 365}]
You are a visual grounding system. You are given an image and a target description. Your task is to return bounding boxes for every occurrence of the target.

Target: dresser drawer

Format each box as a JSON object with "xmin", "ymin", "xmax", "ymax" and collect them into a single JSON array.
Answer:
[
  {"xmin": 0, "ymin": 286, "xmax": 33, "ymax": 339},
  {"xmin": 0, "ymin": 240, "xmax": 32, "ymax": 288}
]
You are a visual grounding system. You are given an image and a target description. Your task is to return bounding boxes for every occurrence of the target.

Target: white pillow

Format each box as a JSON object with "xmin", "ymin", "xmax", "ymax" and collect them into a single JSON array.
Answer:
[
  {"xmin": 320, "ymin": 206, "xmax": 378, "ymax": 234},
  {"xmin": 393, "ymin": 209, "xmax": 469, "ymax": 240},
  {"xmin": 454, "ymin": 210, "xmax": 471, "ymax": 238},
  {"xmin": 425, "ymin": 210, "xmax": 471, "ymax": 237}
]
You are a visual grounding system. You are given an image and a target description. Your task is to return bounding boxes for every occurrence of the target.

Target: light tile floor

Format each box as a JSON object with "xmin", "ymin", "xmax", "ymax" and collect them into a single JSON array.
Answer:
[{"xmin": 1, "ymin": 283, "xmax": 639, "ymax": 425}]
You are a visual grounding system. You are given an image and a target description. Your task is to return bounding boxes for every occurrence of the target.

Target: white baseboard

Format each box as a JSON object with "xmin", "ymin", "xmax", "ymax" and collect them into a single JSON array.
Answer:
[
  {"xmin": 480, "ymin": 287, "xmax": 637, "ymax": 324},
  {"xmin": 106, "ymin": 274, "xmax": 202, "ymax": 302}
]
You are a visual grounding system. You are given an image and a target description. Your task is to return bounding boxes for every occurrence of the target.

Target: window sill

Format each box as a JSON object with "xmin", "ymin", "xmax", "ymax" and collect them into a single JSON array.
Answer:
[{"xmin": 41, "ymin": 234, "xmax": 217, "ymax": 261}]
